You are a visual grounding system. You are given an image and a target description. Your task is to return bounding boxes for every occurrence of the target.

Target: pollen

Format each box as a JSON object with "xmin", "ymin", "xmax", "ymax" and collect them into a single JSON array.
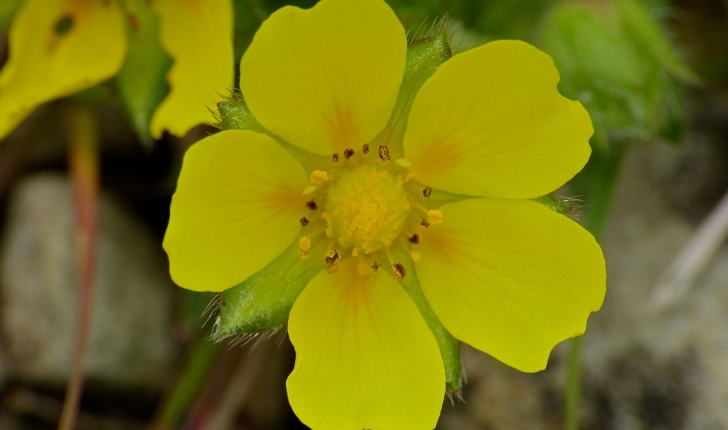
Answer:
[
  {"xmin": 299, "ymin": 236, "xmax": 311, "ymax": 259},
  {"xmin": 427, "ymin": 209, "xmax": 443, "ymax": 225},
  {"xmin": 310, "ymin": 170, "xmax": 328, "ymax": 184},
  {"xmin": 325, "ymin": 164, "xmax": 409, "ymax": 254}
]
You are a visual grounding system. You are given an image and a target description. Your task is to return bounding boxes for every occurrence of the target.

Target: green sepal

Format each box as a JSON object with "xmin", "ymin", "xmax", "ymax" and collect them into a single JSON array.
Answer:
[
  {"xmin": 213, "ymin": 238, "xmax": 327, "ymax": 340},
  {"xmin": 371, "ymin": 31, "xmax": 452, "ymax": 159},
  {"xmin": 0, "ymin": 0, "xmax": 21, "ymax": 32},
  {"xmin": 216, "ymin": 98, "xmax": 327, "ymax": 173},
  {"xmin": 115, "ymin": 0, "xmax": 172, "ymax": 141},
  {"xmin": 532, "ymin": 193, "xmax": 571, "ymax": 215},
  {"xmin": 393, "ymin": 248, "xmax": 462, "ymax": 393}
]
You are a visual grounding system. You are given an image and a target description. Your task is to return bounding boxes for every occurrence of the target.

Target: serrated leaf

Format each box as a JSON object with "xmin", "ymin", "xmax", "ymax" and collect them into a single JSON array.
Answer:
[
  {"xmin": 115, "ymin": 0, "xmax": 171, "ymax": 140},
  {"xmin": 215, "ymin": 237, "xmax": 327, "ymax": 339},
  {"xmin": 394, "ymin": 248, "xmax": 462, "ymax": 393}
]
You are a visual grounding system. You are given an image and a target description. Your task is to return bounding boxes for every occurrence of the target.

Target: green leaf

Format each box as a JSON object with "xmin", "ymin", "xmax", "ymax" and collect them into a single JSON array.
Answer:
[
  {"xmin": 371, "ymin": 31, "xmax": 452, "ymax": 159},
  {"xmin": 214, "ymin": 238, "xmax": 327, "ymax": 339},
  {"xmin": 115, "ymin": 0, "xmax": 172, "ymax": 140},
  {"xmin": 394, "ymin": 248, "xmax": 462, "ymax": 393}
]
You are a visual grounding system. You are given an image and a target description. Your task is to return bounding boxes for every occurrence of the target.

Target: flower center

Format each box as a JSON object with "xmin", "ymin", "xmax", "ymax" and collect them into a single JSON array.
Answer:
[{"xmin": 325, "ymin": 164, "xmax": 409, "ymax": 254}]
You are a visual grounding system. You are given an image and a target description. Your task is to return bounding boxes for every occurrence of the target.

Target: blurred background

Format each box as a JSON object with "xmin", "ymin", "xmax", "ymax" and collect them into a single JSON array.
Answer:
[{"xmin": 0, "ymin": 0, "xmax": 727, "ymax": 429}]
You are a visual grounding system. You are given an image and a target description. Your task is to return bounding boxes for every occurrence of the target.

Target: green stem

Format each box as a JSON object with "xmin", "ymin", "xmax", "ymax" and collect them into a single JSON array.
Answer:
[{"xmin": 564, "ymin": 144, "xmax": 624, "ymax": 430}]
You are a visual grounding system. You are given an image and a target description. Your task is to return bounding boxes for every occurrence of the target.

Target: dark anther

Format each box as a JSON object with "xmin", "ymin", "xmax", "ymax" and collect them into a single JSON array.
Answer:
[
  {"xmin": 378, "ymin": 145, "xmax": 390, "ymax": 162},
  {"xmin": 300, "ymin": 217, "xmax": 309, "ymax": 226},
  {"xmin": 129, "ymin": 14, "xmax": 140, "ymax": 31},
  {"xmin": 423, "ymin": 187, "xmax": 432, "ymax": 197},
  {"xmin": 306, "ymin": 200, "xmax": 318, "ymax": 210},
  {"xmin": 391, "ymin": 263, "xmax": 406, "ymax": 279},
  {"xmin": 362, "ymin": 144, "xmax": 370, "ymax": 154},
  {"xmin": 421, "ymin": 219, "xmax": 430, "ymax": 228},
  {"xmin": 55, "ymin": 15, "xmax": 74, "ymax": 35},
  {"xmin": 325, "ymin": 249, "xmax": 341, "ymax": 265},
  {"xmin": 332, "ymin": 153, "xmax": 340, "ymax": 163},
  {"xmin": 372, "ymin": 261, "xmax": 381, "ymax": 271},
  {"xmin": 344, "ymin": 148, "xmax": 355, "ymax": 159},
  {"xmin": 408, "ymin": 234, "xmax": 420, "ymax": 244}
]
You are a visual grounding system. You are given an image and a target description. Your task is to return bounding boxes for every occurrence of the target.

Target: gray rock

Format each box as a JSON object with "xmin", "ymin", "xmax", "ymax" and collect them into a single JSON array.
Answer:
[{"xmin": 0, "ymin": 173, "xmax": 176, "ymax": 390}]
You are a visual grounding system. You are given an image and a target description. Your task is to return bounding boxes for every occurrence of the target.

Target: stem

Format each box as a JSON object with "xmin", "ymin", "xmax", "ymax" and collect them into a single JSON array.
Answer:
[
  {"xmin": 564, "ymin": 145, "xmax": 624, "ymax": 430},
  {"xmin": 148, "ymin": 336, "xmax": 220, "ymax": 430},
  {"xmin": 58, "ymin": 104, "xmax": 100, "ymax": 430}
]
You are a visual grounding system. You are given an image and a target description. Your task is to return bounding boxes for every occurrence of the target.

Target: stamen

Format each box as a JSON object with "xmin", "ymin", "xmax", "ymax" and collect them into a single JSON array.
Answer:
[
  {"xmin": 378, "ymin": 145, "xmax": 390, "ymax": 162},
  {"xmin": 299, "ymin": 236, "xmax": 311, "ymax": 259},
  {"xmin": 332, "ymin": 153, "xmax": 339, "ymax": 163},
  {"xmin": 421, "ymin": 219, "xmax": 430, "ymax": 228},
  {"xmin": 310, "ymin": 170, "xmax": 328, "ymax": 184},
  {"xmin": 428, "ymin": 209, "xmax": 444, "ymax": 225},
  {"xmin": 343, "ymin": 148, "xmax": 355, "ymax": 159},
  {"xmin": 372, "ymin": 261, "xmax": 381, "ymax": 271},
  {"xmin": 396, "ymin": 158, "xmax": 411, "ymax": 168},
  {"xmin": 410, "ymin": 251, "xmax": 421, "ymax": 262},
  {"xmin": 325, "ymin": 249, "xmax": 341, "ymax": 265},
  {"xmin": 362, "ymin": 144, "xmax": 370, "ymax": 154},
  {"xmin": 408, "ymin": 234, "xmax": 420, "ymax": 244},
  {"xmin": 423, "ymin": 186, "xmax": 432, "ymax": 197},
  {"xmin": 306, "ymin": 200, "xmax": 318, "ymax": 210},
  {"xmin": 390, "ymin": 263, "xmax": 406, "ymax": 279},
  {"xmin": 300, "ymin": 217, "xmax": 309, "ymax": 226},
  {"xmin": 405, "ymin": 171, "xmax": 419, "ymax": 182},
  {"xmin": 326, "ymin": 263, "xmax": 340, "ymax": 273},
  {"xmin": 303, "ymin": 185, "xmax": 317, "ymax": 195}
]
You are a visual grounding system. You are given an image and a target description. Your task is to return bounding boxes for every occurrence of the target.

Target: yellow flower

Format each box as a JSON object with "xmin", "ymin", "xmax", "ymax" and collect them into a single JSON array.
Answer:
[
  {"xmin": 0, "ymin": 0, "xmax": 234, "ymax": 140},
  {"xmin": 163, "ymin": 0, "xmax": 606, "ymax": 428}
]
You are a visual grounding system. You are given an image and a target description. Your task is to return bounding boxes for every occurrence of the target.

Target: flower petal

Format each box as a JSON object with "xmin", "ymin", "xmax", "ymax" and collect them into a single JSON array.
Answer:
[
  {"xmin": 403, "ymin": 40, "xmax": 593, "ymax": 199},
  {"xmin": 163, "ymin": 130, "xmax": 308, "ymax": 292},
  {"xmin": 240, "ymin": 0, "xmax": 406, "ymax": 155},
  {"xmin": 0, "ymin": 0, "xmax": 127, "ymax": 139},
  {"xmin": 415, "ymin": 198, "xmax": 605, "ymax": 372},
  {"xmin": 150, "ymin": 0, "xmax": 234, "ymax": 138},
  {"xmin": 287, "ymin": 258, "xmax": 445, "ymax": 429}
]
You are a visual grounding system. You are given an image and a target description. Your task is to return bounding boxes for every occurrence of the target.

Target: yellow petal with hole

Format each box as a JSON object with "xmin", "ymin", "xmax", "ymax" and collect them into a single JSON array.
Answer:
[
  {"xmin": 150, "ymin": 0, "xmax": 234, "ymax": 138},
  {"xmin": 240, "ymin": 0, "xmax": 406, "ymax": 155},
  {"xmin": 287, "ymin": 258, "xmax": 444, "ymax": 429},
  {"xmin": 163, "ymin": 130, "xmax": 307, "ymax": 292},
  {"xmin": 415, "ymin": 198, "xmax": 605, "ymax": 372},
  {"xmin": 404, "ymin": 40, "xmax": 593, "ymax": 199},
  {"xmin": 0, "ymin": 0, "xmax": 126, "ymax": 139}
]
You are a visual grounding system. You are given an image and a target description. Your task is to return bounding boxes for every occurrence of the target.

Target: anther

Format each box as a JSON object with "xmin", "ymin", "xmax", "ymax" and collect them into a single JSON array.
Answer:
[
  {"xmin": 372, "ymin": 261, "xmax": 381, "ymax": 271},
  {"xmin": 410, "ymin": 251, "xmax": 421, "ymax": 262},
  {"xmin": 306, "ymin": 200, "xmax": 318, "ymax": 210},
  {"xmin": 421, "ymin": 219, "xmax": 430, "ymax": 228},
  {"xmin": 310, "ymin": 170, "xmax": 328, "ymax": 184},
  {"xmin": 396, "ymin": 158, "xmax": 411, "ymax": 168},
  {"xmin": 300, "ymin": 217, "xmax": 309, "ymax": 226},
  {"xmin": 408, "ymin": 234, "xmax": 420, "ymax": 244},
  {"xmin": 302, "ymin": 185, "xmax": 317, "ymax": 195},
  {"xmin": 325, "ymin": 249, "xmax": 341, "ymax": 265},
  {"xmin": 428, "ymin": 209, "xmax": 443, "ymax": 225},
  {"xmin": 326, "ymin": 263, "xmax": 340, "ymax": 273},
  {"xmin": 343, "ymin": 148, "xmax": 355, "ymax": 159},
  {"xmin": 362, "ymin": 144, "xmax": 370, "ymax": 154},
  {"xmin": 390, "ymin": 263, "xmax": 406, "ymax": 279},
  {"xmin": 423, "ymin": 187, "xmax": 432, "ymax": 197},
  {"xmin": 332, "ymin": 153, "xmax": 339, "ymax": 163},
  {"xmin": 378, "ymin": 145, "xmax": 390, "ymax": 162}
]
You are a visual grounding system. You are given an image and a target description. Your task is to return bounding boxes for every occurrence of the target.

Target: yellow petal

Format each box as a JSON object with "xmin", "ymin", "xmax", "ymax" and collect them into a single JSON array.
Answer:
[
  {"xmin": 0, "ymin": 0, "xmax": 127, "ymax": 139},
  {"xmin": 240, "ymin": 0, "xmax": 406, "ymax": 155},
  {"xmin": 163, "ymin": 130, "xmax": 308, "ymax": 292},
  {"xmin": 403, "ymin": 40, "xmax": 593, "ymax": 199},
  {"xmin": 150, "ymin": 0, "xmax": 234, "ymax": 138},
  {"xmin": 287, "ymin": 259, "xmax": 445, "ymax": 429},
  {"xmin": 415, "ymin": 198, "xmax": 605, "ymax": 372}
]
